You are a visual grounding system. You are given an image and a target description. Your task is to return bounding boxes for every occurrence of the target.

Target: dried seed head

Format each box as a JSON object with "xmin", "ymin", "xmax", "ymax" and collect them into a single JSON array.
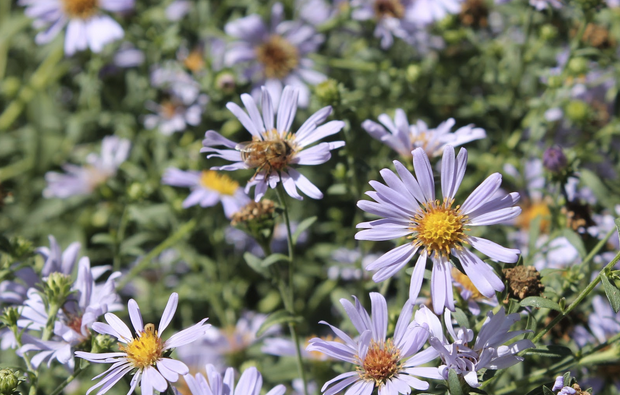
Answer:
[{"xmin": 503, "ymin": 266, "xmax": 545, "ymax": 301}]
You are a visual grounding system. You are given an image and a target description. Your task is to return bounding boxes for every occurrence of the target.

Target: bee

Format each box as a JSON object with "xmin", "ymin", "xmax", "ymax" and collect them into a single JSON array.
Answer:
[{"xmin": 236, "ymin": 139, "xmax": 294, "ymax": 179}]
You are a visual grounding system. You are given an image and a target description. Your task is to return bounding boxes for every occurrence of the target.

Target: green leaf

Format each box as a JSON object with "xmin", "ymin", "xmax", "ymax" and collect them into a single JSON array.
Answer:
[
  {"xmin": 562, "ymin": 372, "xmax": 571, "ymax": 387},
  {"xmin": 601, "ymin": 273, "xmax": 620, "ymax": 313},
  {"xmin": 447, "ymin": 369, "xmax": 464, "ymax": 395},
  {"xmin": 525, "ymin": 345, "xmax": 573, "ymax": 358},
  {"xmin": 559, "ymin": 228, "xmax": 586, "ymax": 259},
  {"xmin": 615, "ymin": 217, "xmax": 620, "ymax": 237},
  {"xmin": 580, "ymin": 169, "xmax": 616, "ymax": 208},
  {"xmin": 452, "ymin": 308, "xmax": 469, "ymax": 330},
  {"xmin": 91, "ymin": 233, "xmax": 114, "ymax": 246},
  {"xmin": 261, "ymin": 253, "xmax": 290, "ymax": 268},
  {"xmin": 520, "ymin": 296, "xmax": 563, "ymax": 312},
  {"xmin": 292, "ymin": 216, "xmax": 317, "ymax": 245},
  {"xmin": 542, "ymin": 386, "xmax": 555, "ymax": 395},
  {"xmin": 244, "ymin": 252, "xmax": 268, "ymax": 276},
  {"xmin": 256, "ymin": 310, "xmax": 301, "ymax": 337}
]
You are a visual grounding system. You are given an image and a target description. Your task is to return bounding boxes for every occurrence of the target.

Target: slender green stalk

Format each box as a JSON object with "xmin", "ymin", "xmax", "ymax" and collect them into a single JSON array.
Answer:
[
  {"xmin": 532, "ymin": 249, "xmax": 620, "ymax": 343},
  {"xmin": 49, "ymin": 362, "xmax": 89, "ymax": 395},
  {"xmin": 275, "ymin": 181, "xmax": 308, "ymax": 395},
  {"xmin": 42, "ymin": 302, "xmax": 61, "ymax": 341},
  {"xmin": 113, "ymin": 205, "xmax": 130, "ymax": 272}
]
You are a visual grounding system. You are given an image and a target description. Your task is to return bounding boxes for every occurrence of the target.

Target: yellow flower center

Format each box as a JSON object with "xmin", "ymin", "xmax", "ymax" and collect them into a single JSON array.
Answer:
[
  {"xmin": 161, "ymin": 101, "xmax": 178, "ymax": 120},
  {"xmin": 255, "ymin": 35, "xmax": 300, "ymax": 80},
  {"xmin": 200, "ymin": 171, "xmax": 239, "ymax": 196},
  {"xmin": 409, "ymin": 199, "xmax": 468, "ymax": 257},
  {"xmin": 451, "ymin": 267, "xmax": 483, "ymax": 300},
  {"xmin": 373, "ymin": 0, "xmax": 405, "ymax": 19},
  {"xmin": 516, "ymin": 201, "xmax": 550, "ymax": 233},
  {"xmin": 357, "ymin": 339, "xmax": 401, "ymax": 386},
  {"xmin": 62, "ymin": 0, "xmax": 99, "ymax": 18},
  {"xmin": 120, "ymin": 324, "xmax": 164, "ymax": 370},
  {"xmin": 184, "ymin": 50, "xmax": 205, "ymax": 72}
]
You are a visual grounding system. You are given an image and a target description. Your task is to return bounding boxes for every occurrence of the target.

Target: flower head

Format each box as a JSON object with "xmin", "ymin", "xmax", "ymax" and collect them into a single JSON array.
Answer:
[
  {"xmin": 184, "ymin": 364, "xmax": 286, "ymax": 395},
  {"xmin": 201, "ymin": 86, "xmax": 345, "ymax": 201},
  {"xmin": 19, "ymin": 0, "xmax": 133, "ymax": 56},
  {"xmin": 307, "ymin": 293, "xmax": 442, "ymax": 394},
  {"xmin": 362, "ymin": 112, "xmax": 486, "ymax": 159},
  {"xmin": 419, "ymin": 306, "xmax": 534, "ymax": 388},
  {"xmin": 356, "ymin": 146, "xmax": 521, "ymax": 314},
  {"xmin": 162, "ymin": 168, "xmax": 250, "ymax": 217},
  {"xmin": 44, "ymin": 136, "xmax": 131, "ymax": 199},
  {"xmin": 224, "ymin": 3, "xmax": 326, "ymax": 107},
  {"xmin": 75, "ymin": 292, "xmax": 209, "ymax": 395}
]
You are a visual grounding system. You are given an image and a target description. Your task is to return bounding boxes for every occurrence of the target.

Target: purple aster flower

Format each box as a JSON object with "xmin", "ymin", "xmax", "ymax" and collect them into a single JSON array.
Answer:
[
  {"xmin": 307, "ymin": 293, "xmax": 442, "ymax": 394},
  {"xmin": 184, "ymin": 364, "xmax": 286, "ymax": 395},
  {"xmin": 552, "ymin": 376, "xmax": 577, "ymax": 395},
  {"xmin": 176, "ymin": 311, "xmax": 279, "ymax": 372},
  {"xmin": 17, "ymin": 257, "xmax": 122, "ymax": 369},
  {"xmin": 151, "ymin": 63, "xmax": 202, "ymax": 105},
  {"xmin": 18, "ymin": 0, "xmax": 133, "ymax": 56},
  {"xmin": 350, "ymin": 0, "xmax": 459, "ymax": 49},
  {"xmin": 224, "ymin": 3, "xmax": 326, "ymax": 107},
  {"xmin": 574, "ymin": 295, "xmax": 620, "ymax": 347},
  {"xmin": 420, "ymin": 306, "xmax": 534, "ymax": 388},
  {"xmin": 144, "ymin": 95, "xmax": 208, "ymax": 135},
  {"xmin": 451, "ymin": 268, "xmax": 498, "ymax": 316},
  {"xmin": 165, "ymin": 0, "xmax": 191, "ymax": 21},
  {"xmin": 44, "ymin": 136, "xmax": 131, "ymax": 199},
  {"xmin": 112, "ymin": 44, "xmax": 145, "ymax": 68},
  {"xmin": 162, "ymin": 168, "xmax": 250, "ymax": 217},
  {"xmin": 362, "ymin": 112, "xmax": 486, "ymax": 159},
  {"xmin": 356, "ymin": 146, "xmax": 521, "ymax": 314},
  {"xmin": 495, "ymin": 0, "xmax": 563, "ymax": 9},
  {"xmin": 201, "ymin": 86, "xmax": 345, "ymax": 201},
  {"xmin": 75, "ymin": 292, "xmax": 210, "ymax": 395}
]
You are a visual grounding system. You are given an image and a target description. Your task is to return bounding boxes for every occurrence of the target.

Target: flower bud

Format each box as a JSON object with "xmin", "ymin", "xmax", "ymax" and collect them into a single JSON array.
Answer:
[
  {"xmin": 315, "ymin": 79, "xmax": 341, "ymax": 108},
  {"xmin": 406, "ymin": 64, "xmax": 422, "ymax": 83},
  {"xmin": 231, "ymin": 200, "xmax": 279, "ymax": 251},
  {"xmin": 543, "ymin": 146, "xmax": 568, "ymax": 173},
  {"xmin": 215, "ymin": 72, "xmax": 236, "ymax": 93},
  {"xmin": 0, "ymin": 307, "xmax": 20, "ymax": 328},
  {"xmin": 92, "ymin": 334, "xmax": 116, "ymax": 353},
  {"xmin": 0, "ymin": 369, "xmax": 20, "ymax": 395},
  {"xmin": 540, "ymin": 24, "xmax": 558, "ymax": 41},
  {"xmin": 567, "ymin": 57, "xmax": 588, "ymax": 75},
  {"xmin": 44, "ymin": 272, "xmax": 73, "ymax": 306},
  {"xmin": 565, "ymin": 100, "xmax": 589, "ymax": 123}
]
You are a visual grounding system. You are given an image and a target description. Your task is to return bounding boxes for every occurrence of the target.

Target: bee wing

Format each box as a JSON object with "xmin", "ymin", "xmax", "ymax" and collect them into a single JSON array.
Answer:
[{"xmin": 235, "ymin": 141, "xmax": 256, "ymax": 152}]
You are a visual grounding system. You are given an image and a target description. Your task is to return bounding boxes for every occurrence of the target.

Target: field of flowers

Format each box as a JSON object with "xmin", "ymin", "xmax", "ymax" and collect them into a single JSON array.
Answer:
[{"xmin": 1, "ymin": 0, "xmax": 620, "ymax": 394}]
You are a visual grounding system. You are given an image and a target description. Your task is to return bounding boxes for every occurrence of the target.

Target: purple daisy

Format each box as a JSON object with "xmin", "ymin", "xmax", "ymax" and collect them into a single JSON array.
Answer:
[
  {"xmin": 19, "ymin": 0, "xmax": 133, "ymax": 56},
  {"xmin": 362, "ymin": 111, "xmax": 486, "ymax": 159},
  {"xmin": 162, "ymin": 168, "xmax": 250, "ymax": 217},
  {"xmin": 184, "ymin": 364, "xmax": 286, "ymax": 395},
  {"xmin": 201, "ymin": 85, "xmax": 345, "ymax": 201},
  {"xmin": 75, "ymin": 292, "xmax": 210, "ymax": 395},
  {"xmin": 307, "ymin": 292, "xmax": 442, "ymax": 395},
  {"xmin": 356, "ymin": 146, "xmax": 521, "ymax": 314},
  {"xmin": 224, "ymin": 2, "xmax": 326, "ymax": 107}
]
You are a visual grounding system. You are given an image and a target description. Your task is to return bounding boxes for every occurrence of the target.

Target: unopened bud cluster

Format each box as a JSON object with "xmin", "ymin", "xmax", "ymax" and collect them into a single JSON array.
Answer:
[
  {"xmin": 0, "ymin": 369, "xmax": 21, "ymax": 395},
  {"xmin": 44, "ymin": 273, "xmax": 73, "ymax": 306}
]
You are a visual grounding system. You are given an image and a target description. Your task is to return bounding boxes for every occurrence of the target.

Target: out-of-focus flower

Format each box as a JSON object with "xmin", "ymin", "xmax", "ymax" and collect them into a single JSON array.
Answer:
[
  {"xmin": 184, "ymin": 364, "xmax": 286, "ymax": 395},
  {"xmin": 176, "ymin": 311, "xmax": 278, "ymax": 372},
  {"xmin": 327, "ymin": 248, "xmax": 380, "ymax": 281},
  {"xmin": 495, "ymin": 0, "xmax": 563, "ymax": 9},
  {"xmin": 451, "ymin": 268, "xmax": 498, "ymax": 315},
  {"xmin": 307, "ymin": 293, "xmax": 442, "ymax": 394},
  {"xmin": 17, "ymin": 257, "xmax": 121, "ymax": 370},
  {"xmin": 225, "ymin": 222, "xmax": 309, "ymax": 257},
  {"xmin": 574, "ymin": 295, "xmax": 620, "ymax": 347},
  {"xmin": 297, "ymin": 0, "xmax": 346, "ymax": 26},
  {"xmin": 151, "ymin": 63, "xmax": 202, "ymax": 105},
  {"xmin": 362, "ymin": 112, "xmax": 486, "ymax": 159},
  {"xmin": 19, "ymin": 0, "xmax": 133, "ymax": 56},
  {"xmin": 356, "ymin": 146, "xmax": 520, "ymax": 314},
  {"xmin": 44, "ymin": 136, "xmax": 131, "ymax": 199},
  {"xmin": 351, "ymin": 0, "xmax": 459, "ymax": 49},
  {"xmin": 201, "ymin": 86, "xmax": 345, "ymax": 201},
  {"xmin": 224, "ymin": 3, "xmax": 326, "ymax": 107},
  {"xmin": 144, "ymin": 95, "xmax": 208, "ymax": 135},
  {"xmin": 162, "ymin": 168, "xmax": 250, "ymax": 217},
  {"xmin": 75, "ymin": 292, "xmax": 210, "ymax": 395},
  {"xmin": 421, "ymin": 306, "xmax": 534, "ymax": 388},
  {"xmin": 113, "ymin": 44, "xmax": 145, "ymax": 68},
  {"xmin": 165, "ymin": 0, "xmax": 191, "ymax": 21}
]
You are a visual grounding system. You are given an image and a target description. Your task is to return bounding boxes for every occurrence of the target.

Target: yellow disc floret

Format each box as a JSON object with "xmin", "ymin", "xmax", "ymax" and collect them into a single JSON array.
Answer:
[
  {"xmin": 410, "ymin": 198, "xmax": 468, "ymax": 257},
  {"xmin": 200, "ymin": 171, "xmax": 239, "ymax": 196},
  {"xmin": 357, "ymin": 339, "xmax": 401, "ymax": 386},
  {"xmin": 120, "ymin": 324, "xmax": 164, "ymax": 369},
  {"xmin": 255, "ymin": 36, "xmax": 300, "ymax": 80},
  {"xmin": 62, "ymin": 0, "xmax": 99, "ymax": 18}
]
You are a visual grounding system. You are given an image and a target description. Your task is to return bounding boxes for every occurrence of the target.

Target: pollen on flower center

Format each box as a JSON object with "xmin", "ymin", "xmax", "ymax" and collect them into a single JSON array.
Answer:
[
  {"xmin": 120, "ymin": 323, "xmax": 164, "ymax": 369},
  {"xmin": 255, "ymin": 35, "xmax": 300, "ymax": 80},
  {"xmin": 358, "ymin": 339, "xmax": 401, "ymax": 386},
  {"xmin": 373, "ymin": 0, "xmax": 404, "ymax": 19},
  {"xmin": 200, "ymin": 171, "xmax": 239, "ymax": 196},
  {"xmin": 62, "ymin": 0, "xmax": 99, "ymax": 18},
  {"xmin": 410, "ymin": 199, "xmax": 467, "ymax": 257}
]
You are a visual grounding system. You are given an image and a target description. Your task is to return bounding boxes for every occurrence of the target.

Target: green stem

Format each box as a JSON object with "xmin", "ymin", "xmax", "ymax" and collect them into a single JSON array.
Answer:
[
  {"xmin": 42, "ymin": 302, "xmax": 61, "ymax": 341},
  {"xmin": 275, "ymin": 182, "xmax": 308, "ymax": 395},
  {"xmin": 49, "ymin": 361, "xmax": 89, "ymax": 395},
  {"xmin": 118, "ymin": 219, "xmax": 197, "ymax": 289},
  {"xmin": 0, "ymin": 42, "xmax": 65, "ymax": 131},
  {"xmin": 113, "ymin": 206, "xmax": 130, "ymax": 272},
  {"xmin": 532, "ymin": 249, "xmax": 620, "ymax": 343}
]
